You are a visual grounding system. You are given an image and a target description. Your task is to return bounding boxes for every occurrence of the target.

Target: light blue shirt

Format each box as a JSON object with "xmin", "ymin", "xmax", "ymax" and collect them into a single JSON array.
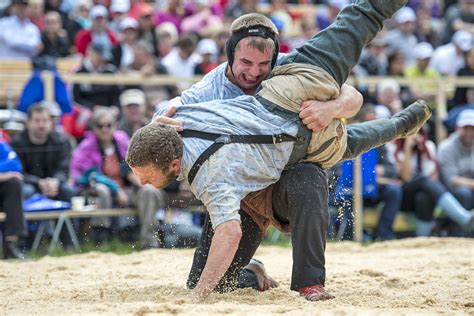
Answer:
[
  {"xmin": 158, "ymin": 96, "xmax": 299, "ymax": 229},
  {"xmin": 180, "ymin": 54, "xmax": 286, "ymax": 104},
  {"xmin": 0, "ymin": 16, "xmax": 40, "ymax": 59}
]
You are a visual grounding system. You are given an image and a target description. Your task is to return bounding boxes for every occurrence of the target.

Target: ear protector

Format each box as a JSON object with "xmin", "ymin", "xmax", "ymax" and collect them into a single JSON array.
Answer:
[{"xmin": 225, "ymin": 26, "xmax": 279, "ymax": 70}]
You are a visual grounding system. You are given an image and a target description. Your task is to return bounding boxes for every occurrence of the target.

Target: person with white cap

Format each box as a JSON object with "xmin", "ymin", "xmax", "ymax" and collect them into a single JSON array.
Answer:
[
  {"xmin": 430, "ymin": 30, "xmax": 474, "ymax": 75},
  {"xmin": 384, "ymin": 6, "xmax": 419, "ymax": 66},
  {"xmin": 438, "ymin": 109, "xmax": 474, "ymax": 217},
  {"xmin": 452, "ymin": 47, "xmax": 474, "ymax": 108},
  {"xmin": 404, "ymin": 42, "xmax": 440, "ymax": 105},
  {"xmin": 109, "ymin": 0, "xmax": 131, "ymax": 35},
  {"xmin": 112, "ymin": 17, "xmax": 139, "ymax": 69},
  {"xmin": 194, "ymin": 38, "xmax": 219, "ymax": 75},
  {"xmin": 74, "ymin": 4, "xmax": 119, "ymax": 56}
]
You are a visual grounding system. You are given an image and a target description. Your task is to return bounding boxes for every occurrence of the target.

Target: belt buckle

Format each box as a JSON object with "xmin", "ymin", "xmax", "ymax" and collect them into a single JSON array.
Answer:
[{"xmin": 215, "ymin": 135, "xmax": 232, "ymax": 144}]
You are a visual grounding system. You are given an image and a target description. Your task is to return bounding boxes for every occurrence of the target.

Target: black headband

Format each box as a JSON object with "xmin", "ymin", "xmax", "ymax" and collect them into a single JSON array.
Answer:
[{"xmin": 225, "ymin": 25, "xmax": 280, "ymax": 70}]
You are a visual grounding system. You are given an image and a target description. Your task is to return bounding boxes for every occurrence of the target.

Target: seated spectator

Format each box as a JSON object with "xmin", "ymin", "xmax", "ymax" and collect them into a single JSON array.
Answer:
[
  {"xmin": 374, "ymin": 78, "xmax": 404, "ymax": 117},
  {"xmin": 39, "ymin": 11, "xmax": 71, "ymax": 58},
  {"xmin": 180, "ymin": 0, "xmax": 223, "ymax": 35},
  {"xmin": 317, "ymin": 0, "xmax": 348, "ymax": 30},
  {"xmin": 154, "ymin": 0, "xmax": 186, "ymax": 33},
  {"xmin": 28, "ymin": 0, "xmax": 45, "ymax": 31},
  {"xmin": 438, "ymin": 109, "xmax": 474, "ymax": 215},
  {"xmin": 404, "ymin": 42, "xmax": 440, "ymax": 106},
  {"xmin": 155, "ymin": 22, "xmax": 179, "ymax": 58},
  {"xmin": 71, "ymin": 107, "xmax": 136, "ymax": 244},
  {"xmin": 64, "ymin": 0, "xmax": 91, "ymax": 47},
  {"xmin": 162, "ymin": 32, "xmax": 200, "ymax": 79},
  {"xmin": 355, "ymin": 35, "xmax": 388, "ymax": 76},
  {"xmin": 387, "ymin": 128, "xmax": 474, "ymax": 236},
  {"xmin": 74, "ymin": 5, "xmax": 119, "ymax": 56},
  {"xmin": 451, "ymin": 48, "xmax": 474, "ymax": 109},
  {"xmin": 442, "ymin": 0, "xmax": 474, "ymax": 44},
  {"xmin": 224, "ymin": 0, "xmax": 258, "ymax": 22},
  {"xmin": 72, "ymin": 41, "xmax": 120, "ymax": 110},
  {"xmin": 117, "ymin": 89, "xmax": 183, "ymax": 249},
  {"xmin": 11, "ymin": 103, "xmax": 74, "ymax": 204},
  {"xmin": 194, "ymin": 38, "xmax": 219, "ymax": 75},
  {"xmin": 0, "ymin": 0, "xmax": 41, "ymax": 60},
  {"xmin": 109, "ymin": 0, "xmax": 131, "ymax": 35},
  {"xmin": 430, "ymin": 30, "xmax": 473, "ymax": 75},
  {"xmin": 122, "ymin": 41, "xmax": 167, "ymax": 77},
  {"xmin": 414, "ymin": 8, "xmax": 441, "ymax": 48},
  {"xmin": 135, "ymin": 2, "xmax": 159, "ymax": 57},
  {"xmin": 287, "ymin": 16, "xmax": 319, "ymax": 52},
  {"xmin": 117, "ymin": 89, "xmax": 149, "ymax": 137},
  {"xmin": 111, "ymin": 17, "xmax": 139, "ymax": 70},
  {"xmin": 385, "ymin": 7, "xmax": 418, "ymax": 66},
  {"xmin": 0, "ymin": 135, "xmax": 26, "ymax": 259}
]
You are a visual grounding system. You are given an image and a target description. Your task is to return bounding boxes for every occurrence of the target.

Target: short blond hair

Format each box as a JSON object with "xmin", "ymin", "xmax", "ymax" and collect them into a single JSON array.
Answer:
[{"xmin": 230, "ymin": 13, "xmax": 278, "ymax": 35}]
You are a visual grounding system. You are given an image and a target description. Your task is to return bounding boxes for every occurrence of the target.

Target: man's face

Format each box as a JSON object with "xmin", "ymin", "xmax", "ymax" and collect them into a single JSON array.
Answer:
[
  {"xmin": 27, "ymin": 110, "xmax": 53, "ymax": 142},
  {"xmin": 132, "ymin": 164, "xmax": 178, "ymax": 189},
  {"xmin": 229, "ymin": 38, "xmax": 273, "ymax": 94},
  {"xmin": 123, "ymin": 103, "xmax": 145, "ymax": 124},
  {"xmin": 458, "ymin": 126, "xmax": 474, "ymax": 147}
]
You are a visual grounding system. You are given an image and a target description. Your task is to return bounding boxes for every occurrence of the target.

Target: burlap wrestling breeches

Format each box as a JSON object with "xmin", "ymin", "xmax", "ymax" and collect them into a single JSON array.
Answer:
[{"xmin": 257, "ymin": 63, "xmax": 347, "ymax": 169}]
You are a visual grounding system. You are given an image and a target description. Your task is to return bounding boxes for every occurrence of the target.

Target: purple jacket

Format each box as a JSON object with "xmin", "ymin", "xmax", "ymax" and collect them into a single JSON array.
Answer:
[{"xmin": 70, "ymin": 130, "xmax": 129, "ymax": 184}]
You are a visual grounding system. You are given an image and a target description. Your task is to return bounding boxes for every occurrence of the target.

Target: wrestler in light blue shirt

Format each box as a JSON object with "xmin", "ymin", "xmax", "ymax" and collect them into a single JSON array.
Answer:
[{"xmin": 155, "ymin": 95, "xmax": 299, "ymax": 228}]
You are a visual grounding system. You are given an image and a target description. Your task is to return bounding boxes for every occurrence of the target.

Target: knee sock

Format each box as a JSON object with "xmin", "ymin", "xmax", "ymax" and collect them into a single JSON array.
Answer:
[
  {"xmin": 437, "ymin": 193, "xmax": 471, "ymax": 227},
  {"xmin": 415, "ymin": 219, "xmax": 434, "ymax": 237}
]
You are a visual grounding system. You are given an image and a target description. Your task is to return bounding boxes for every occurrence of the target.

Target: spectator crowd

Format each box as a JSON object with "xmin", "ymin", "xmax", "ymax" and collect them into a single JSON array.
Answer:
[{"xmin": 0, "ymin": 0, "xmax": 473, "ymax": 259}]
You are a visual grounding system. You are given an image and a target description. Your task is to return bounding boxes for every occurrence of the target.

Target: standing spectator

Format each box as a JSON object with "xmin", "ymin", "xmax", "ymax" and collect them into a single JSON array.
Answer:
[
  {"xmin": 162, "ymin": 32, "xmax": 200, "ymax": 79},
  {"xmin": 11, "ymin": 103, "xmax": 74, "ymax": 203},
  {"xmin": 384, "ymin": 7, "xmax": 418, "ymax": 66},
  {"xmin": 73, "ymin": 41, "xmax": 120, "ymax": 110},
  {"xmin": 438, "ymin": 109, "xmax": 474, "ymax": 212},
  {"xmin": 0, "ymin": 136, "xmax": 26, "ymax": 259},
  {"xmin": 452, "ymin": 48, "xmax": 474, "ymax": 109},
  {"xmin": 111, "ymin": 17, "xmax": 139, "ymax": 70},
  {"xmin": 0, "ymin": 0, "xmax": 41, "ymax": 60},
  {"xmin": 430, "ymin": 30, "xmax": 473, "ymax": 75},
  {"xmin": 194, "ymin": 38, "xmax": 219, "ymax": 75},
  {"xmin": 74, "ymin": 4, "xmax": 119, "ymax": 56},
  {"xmin": 388, "ymin": 129, "xmax": 474, "ymax": 236},
  {"xmin": 39, "ymin": 11, "xmax": 71, "ymax": 58}
]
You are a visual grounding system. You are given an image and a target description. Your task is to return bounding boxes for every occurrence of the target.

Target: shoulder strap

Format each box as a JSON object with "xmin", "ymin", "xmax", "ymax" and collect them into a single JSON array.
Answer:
[{"xmin": 180, "ymin": 129, "xmax": 296, "ymax": 185}]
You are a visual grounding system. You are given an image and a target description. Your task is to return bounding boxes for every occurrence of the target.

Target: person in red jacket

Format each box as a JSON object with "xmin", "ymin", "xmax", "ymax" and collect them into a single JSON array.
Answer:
[{"xmin": 74, "ymin": 5, "xmax": 119, "ymax": 56}]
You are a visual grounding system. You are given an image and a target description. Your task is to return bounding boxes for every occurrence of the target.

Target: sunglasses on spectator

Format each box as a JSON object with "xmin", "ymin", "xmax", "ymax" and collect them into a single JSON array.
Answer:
[{"xmin": 95, "ymin": 122, "xmax": 114, "ymax": 130}]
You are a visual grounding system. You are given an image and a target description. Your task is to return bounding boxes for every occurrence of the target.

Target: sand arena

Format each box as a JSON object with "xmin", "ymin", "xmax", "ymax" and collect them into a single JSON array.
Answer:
[{"xmin": 1, "ymin": 237, "xmax": 473, "ymax": 315}]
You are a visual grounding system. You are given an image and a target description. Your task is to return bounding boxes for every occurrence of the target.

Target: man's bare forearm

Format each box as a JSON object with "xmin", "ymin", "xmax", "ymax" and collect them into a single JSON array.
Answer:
[
  {"xmin": 191, "ymin": 220, "xmax": 242, "ymax": 301},
  {"xmin": 452, "ymin": 176, "xmax": 474, "ymax": 190},
  {"xmin": 334, "ymin": 84, "xmax": 363, "ymax": 119}
]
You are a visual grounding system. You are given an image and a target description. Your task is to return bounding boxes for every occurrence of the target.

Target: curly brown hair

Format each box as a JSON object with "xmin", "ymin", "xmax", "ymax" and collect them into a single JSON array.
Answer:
[{"xmin": 126, "ymin": 124, "xmax": 183, "ymax": 170}]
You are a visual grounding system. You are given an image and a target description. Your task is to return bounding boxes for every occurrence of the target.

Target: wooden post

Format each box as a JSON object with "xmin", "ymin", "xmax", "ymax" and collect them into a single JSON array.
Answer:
[
  {"xmin": 435, "ymin": 78, "xmax": 448, "ymax": 144},
  {"xmin": 353, "ymin": 156, "xmax": 363, "ymax": 242},
  {"xmin": 42, "ymin": 71, "xmax": 54, "ymax": 102}
]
